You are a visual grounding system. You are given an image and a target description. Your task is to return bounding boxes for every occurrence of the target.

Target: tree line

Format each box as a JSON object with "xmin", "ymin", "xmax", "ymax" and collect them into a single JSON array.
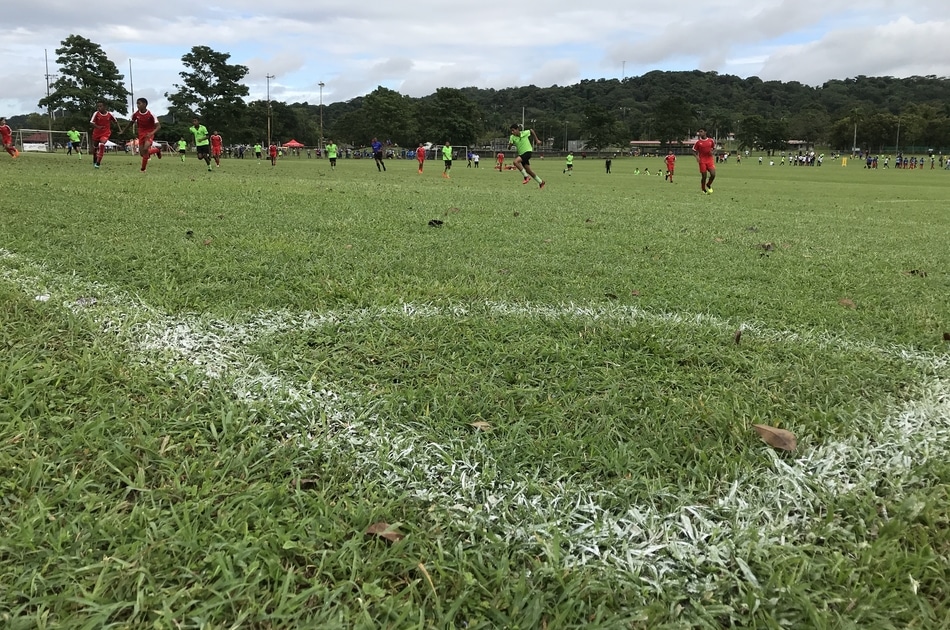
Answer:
[{"xmin": 19, "ymin": 34, "xmax": 950, "ymax": 152}]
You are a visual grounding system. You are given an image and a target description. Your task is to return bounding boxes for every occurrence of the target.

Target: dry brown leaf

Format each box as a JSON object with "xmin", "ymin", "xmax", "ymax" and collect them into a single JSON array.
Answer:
[
  {"xmin": 365, "ymin": 521, "xmax": 404, "ymax": 543},
  {"xmin": 752, "ymin": 424, "xmax": 797, "ymax": 452},
  {"xmin": 202, "ymin": 239, "xmax": 213, "ymax": 246},
  {"xmin": 630, "ymin": 290, "xmax": 641, "ymax": 297},
  {"xmin": 470, "ymin": 421, "xmax": 493, "ymax": 432},
  {"xmin": 759, "ymin": 242, "xmax": 774, "ymax": 251},
  {"xmin": 838, "ymin": 298, "xmax": 856, "ymax": 309},
  {"xmin": 714, "ymin": 237, "xmax": 724, "ymax": 243},
  {"xmin": 734, "ymin": 329, "xmax": 742, "ymax": 345},
  {"xmin": 448, "ymin": 207, "xmax": 461, "ymax": 213}
]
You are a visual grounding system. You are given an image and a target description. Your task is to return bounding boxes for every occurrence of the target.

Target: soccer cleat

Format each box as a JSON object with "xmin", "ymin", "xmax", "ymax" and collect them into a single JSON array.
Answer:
[
  {"xmin": 522, "ymin": 177, "xmax": 530, "ymax": 185},
  {"xmin": 539, "ymin": 181, "xmax": 546, "ymax": 189},
  {"xmin": 94, "ymin": 163, "xmax": 99, "ymax": 169},
  {"xmin": 706, "ymin": 188, "xmax": 713, "ymax": 194},
  {"xmin": 156, "ymin": 149, "xmax": 162, "ymax": 159},
  {"xmin": 208, "ymin": 166, "xmax": 212, "ymax": 171}
]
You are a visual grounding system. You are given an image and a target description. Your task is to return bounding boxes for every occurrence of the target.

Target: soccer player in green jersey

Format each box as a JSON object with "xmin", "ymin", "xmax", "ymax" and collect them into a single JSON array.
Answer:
[
  {"xmin": 189, "ymin": 118, "xmax": 212, "ymax": 171},
  {"xmin": 563, "ymin": 151, "xmax": 574, "ymax": 175},
  {"xmin": 177, "ymin": 138, "xmax": 187, "ymax": 162},
  {"xmin": 325, "ymin": 140, "xmax": 338, "ymax": 170},
  {"xmin": 509, "ymin": 124, "xmax": 544, "ymax": 189},
  {"xmin": 253, "ymin": 143, "xmax": 263, "ymax": 162},
  {"xmin": 66, "ymin": 127, "xmax": 82, "ymax": 158},
  {"xmin": 442, "ymin": 141, "xmax": 452, "ymax": 178}
]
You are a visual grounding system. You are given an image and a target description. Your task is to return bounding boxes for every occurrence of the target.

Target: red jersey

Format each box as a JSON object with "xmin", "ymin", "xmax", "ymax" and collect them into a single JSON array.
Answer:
[
  {"xmin": 416, "ymin": 148, "xmax": 425, "ymax": 161},
  {"xmin": 131, "ymin": 109, "xmax": 159, "ymax": 135},
  {"xmin": 692, "ymin": 137, "xmax": 715, "ymax": 159},
  {"xmin": 0, "ymin": 124, "xmax": 11, "ymax": 144},
  {"xmin": 496, "ymin": 152, "xmax": 504, "ymax": 162},
  {"xmin": 90, "ymin": 110, "xmax": 117, "ymax": 137},
  {"xmin": 665, "ymin": 154, "xmax": 676, "ymax": 169},
  {"xmin": 268, "ymin": 144, "xmax": 278, "ymax": 156},
  {"xmin": 210, "ymin": 134, "xmax": 223, "ymax": 152}
]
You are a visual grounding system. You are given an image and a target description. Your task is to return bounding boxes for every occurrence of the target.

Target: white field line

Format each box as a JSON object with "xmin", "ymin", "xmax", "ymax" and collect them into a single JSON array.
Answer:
[{"xmin": 2, "ymin": 247, "xmax": 948, "ymax": 593}]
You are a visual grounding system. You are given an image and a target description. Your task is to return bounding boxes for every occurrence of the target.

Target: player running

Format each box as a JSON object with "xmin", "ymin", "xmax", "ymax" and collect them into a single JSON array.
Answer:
[
  {"xmin": 664, "ymin": 149, "xmax": 676, "ymax": 183},
  {"xmin": 325, "ymin": 139, "xmax": 338, "ymax": 170},
  {"xmin": 563, "ymin": 151, "xmax": 574, "ymax": 175},
  {"xmin": 0, "ymin": 118, "xmax": 18, "ymax": 158},
  {"xmin": 189, "ymin": 118, "xmax": 212, "ymax": 171},
  {"xmin": 692, "ymin": 128, "xmax": 716, "ymax": 194},
  {"xmin": 372, "ymin": 137, "xmax": 387, "ymax": 172},
  {"xmin": 441, "ymin": 141, "xmax": 452, "ymax": 179},
  {"xmin": 129, "ymin": 98, "xmax": 162, "ymax": 172},
  {"xmin": 416, "ymin": 142, "xmax": 426, "ymax": 174},
  {"xmin": 268, "ymin": 142, "xmax": 278, "ymax": 167},
  {"xmin": 509, "ymin": 124, "xmax": 544, "ymax": 189},
  {"xmin": 89, "ymin": 101, "xmax": 121, "ymax": 168},
  {"xmin": 66, "ymin": 127, "xmax": 83, "ymax": 159},
  {"xmin": 210, "ymin": 130, "xmax": 223, "ymax": 167}
]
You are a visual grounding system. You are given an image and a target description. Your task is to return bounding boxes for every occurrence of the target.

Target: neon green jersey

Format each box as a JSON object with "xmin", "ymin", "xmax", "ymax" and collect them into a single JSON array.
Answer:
[
  {"xmin": 565, "ymin": 154, "xmax": 574, "ymax": 165},
  {"xmin": 326, "ymin": 143, "xmax": 338, "ymax": 159},
  {"xmin": 509, "ymin": 130, "xmax": 532, "ymax": 155},
  {"xmin": 178, "ymin": 140, "xmax": 187, "ymax": 150},
  {"xmin": 442, "ymin": 145, "xmax": 452, "ymax": 161},
  {"xmin": 189, "ymin": 125, "xmax": 209, "ymax": 146},
  {"xmin": 66, "ymin": 130, "xmax": 81, "ymax": 143},
  {"xmin": 254, "ymin": 144, "xmax": 262, "ymax": 153}
]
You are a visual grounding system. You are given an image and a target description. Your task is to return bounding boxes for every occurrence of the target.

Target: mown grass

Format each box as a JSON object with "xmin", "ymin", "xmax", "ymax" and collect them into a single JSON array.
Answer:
[{"xmin": 0, "ymin": 151, "xmax": 948, "ymax": 628}]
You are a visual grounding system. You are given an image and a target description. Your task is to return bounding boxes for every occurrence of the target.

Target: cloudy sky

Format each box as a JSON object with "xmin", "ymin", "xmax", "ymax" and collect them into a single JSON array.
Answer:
[{"xmin": 2, "ymin": 1, "xmax": 948, "ymax": 116}]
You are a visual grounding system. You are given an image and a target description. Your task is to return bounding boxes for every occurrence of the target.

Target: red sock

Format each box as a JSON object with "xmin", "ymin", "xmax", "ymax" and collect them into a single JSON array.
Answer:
[
  {"xmin": 148, "ymin": 147, "xmax": 160, "ymax": 156},
  {"xmin": 141, "ymin": 154, "xmax": 149, "ymax": 170}
]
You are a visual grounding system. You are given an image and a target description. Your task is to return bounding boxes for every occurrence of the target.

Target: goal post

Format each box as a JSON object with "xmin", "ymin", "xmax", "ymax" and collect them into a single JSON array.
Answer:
[{"xmin": 14, "ymin": 129, "xmax": 89, "ymax": 153}]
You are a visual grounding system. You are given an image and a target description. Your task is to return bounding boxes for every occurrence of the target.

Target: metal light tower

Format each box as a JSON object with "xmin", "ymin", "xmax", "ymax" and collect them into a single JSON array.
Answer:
[
  {"xmin": 44, "ymin": 49, "xmax": 56, "ymax": 152},
  {"xmin": 319, "ymin": 81, "xmax": 325, "ymax": 154},
  {"xmin": 266, "ymin": 73, "xmax": 275, "ymax": 147}
]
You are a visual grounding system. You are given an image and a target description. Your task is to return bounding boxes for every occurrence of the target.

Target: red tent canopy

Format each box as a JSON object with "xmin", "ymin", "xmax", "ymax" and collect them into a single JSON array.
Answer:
[{"xmin": 282, "ymin": 139, "xmax": 305, "ymax": 147}]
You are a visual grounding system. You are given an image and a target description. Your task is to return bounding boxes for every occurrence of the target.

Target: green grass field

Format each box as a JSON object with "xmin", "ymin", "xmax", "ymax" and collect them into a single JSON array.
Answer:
[{"xmin": 1, "ymin": 150, "xmax": 948, "ymax": 628}]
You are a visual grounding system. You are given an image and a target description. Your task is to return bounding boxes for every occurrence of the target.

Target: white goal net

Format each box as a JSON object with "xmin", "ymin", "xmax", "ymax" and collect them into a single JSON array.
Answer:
[{"xmin": 14, "ymin": 129, "xmax": 90, "ymax": 153}]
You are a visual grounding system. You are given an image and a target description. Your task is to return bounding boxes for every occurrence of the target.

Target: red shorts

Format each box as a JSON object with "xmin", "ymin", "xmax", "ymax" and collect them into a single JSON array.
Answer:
[
  {"xmin": 698, "ymin": 158, "xmax": 715, "ymax": 174},
  {"xmin": 93, "ymin": 133, "xmax": 111, "ymax": 145},
  {"xmin": 138, "ymin": 133, "xmax": 155, "ymax": 145}
]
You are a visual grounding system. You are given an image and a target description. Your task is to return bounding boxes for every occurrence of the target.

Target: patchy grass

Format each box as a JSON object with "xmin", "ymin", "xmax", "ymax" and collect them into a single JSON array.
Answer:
[{"xmin": 0, "ymin": 152, "xmax": 948, "ymax": 628}]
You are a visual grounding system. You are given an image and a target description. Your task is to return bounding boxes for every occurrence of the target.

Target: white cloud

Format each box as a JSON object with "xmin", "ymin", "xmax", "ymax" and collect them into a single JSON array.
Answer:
[{"xmin": 2, "ymin": 1, "xmax": 950, "ymax": 116}]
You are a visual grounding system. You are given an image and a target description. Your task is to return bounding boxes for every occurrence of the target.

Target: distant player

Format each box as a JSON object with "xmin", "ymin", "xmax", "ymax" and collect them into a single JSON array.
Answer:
[
  {"xmin": 89, "ymin": 101, "xmax": 121, "ymax": 168},
  {"xmin": 563, "ymin": 151, "xmax": 574, "ymax": 175},
  {"xmin": 0, "ymin": 118, "xmax": 18, "ymax": 158},
  {"xmin": 254, "ymin": 142, "xmax": 263, "ymax": 162},
  {"xmin": 691, "ymin": 128, "xmax": 716, "ymax": 194},
  {"xmin": 442, "ymin": 141, "xmax": 452, "ymax": 179},
  {"xmin": 664, "ymin": 149, "xmax": 676, "ymax": 183},
  {"xmin": 372, "ymin": 137, "xmax": 386, "ymax": 172},
  {"xmin": 473, "ymin": 152, "xmax": 480, "ymax": 168},
  {"xmin": 268, "ymin": 142, "xmax": 278, "ymax": 166},
  {"xmin": 66, "ymin": 127, "xmax": 82, "ymax": 158},
  {"xmin": 189, "ymin": 118, "xmax": 212, "ymax": 171},
  {"xmin": 177, "ymin": 138, "xmax": 187, "ymax": 162},
  {"xmin": 509, "ymin": 124, "xmax": 544, "ymax": 189},
  {"xmin": 129, "ymin": 97, "xmax": 162, "ymax": 172},
  {"xmin": 210, "ymin": 130, "xmax": 223, "ymax": 167},
  {"xmin": 416, "ymin": 142, "xmax": 426, "ymax": 174},
  {"xmin": 496, "ymin": 151, "xmax": 504, "ymax": 172},
  {"xmin": 325, "ymin": 139, "xmax": 338, "ymax": 170}
]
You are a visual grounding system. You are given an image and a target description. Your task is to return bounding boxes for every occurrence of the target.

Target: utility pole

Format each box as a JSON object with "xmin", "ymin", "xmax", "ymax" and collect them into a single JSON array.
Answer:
[
  {"xmin": 319, "ymin": 82, "xmax": 325, "ymax": 154},
  {"xmin": 44, "ymin": 49, "xmax": 56, "ymax": 153},
  {"xmin": 129, "ymin": 59, "xmax": 134, "ymax": 114},
  {"xmin": 266, "ymin": 73, "xmax": 275, "ymax": 147}
]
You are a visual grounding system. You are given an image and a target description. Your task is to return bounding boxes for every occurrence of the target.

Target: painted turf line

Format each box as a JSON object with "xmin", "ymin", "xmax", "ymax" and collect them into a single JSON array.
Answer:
[{"xmin": 2, "ymin": 247, "xmax": 948, "ymax": 595}]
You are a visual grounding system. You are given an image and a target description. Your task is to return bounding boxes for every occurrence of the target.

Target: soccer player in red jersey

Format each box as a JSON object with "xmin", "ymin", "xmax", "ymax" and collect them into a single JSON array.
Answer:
[
  {"xmin": 692, "ymin": 128, "xmax": 716, "ymax": 194},
  {"xmin": 664, "ymin": 149, "xmax": 676, "ymax": 183},
  {"xmin": 129, "ymin": 98, "xmax": 162, "ymax": 172},
  {"xmin": 210, "ymin": 130, "xmax": 223, "ymax": 167},
  {"xmin": 0, "ymin": 118, "xmax": 18, "ymax": 158},
  {"xmin": 268, "ymin": 142, "xmax": 278, "ymax": 167},
  {"xmin": 416, "ymin": 142, "xmax": 426, "ymax": 174},
  {"xmin": 496, "ymin": 151, "xmax": 505, "ymax": 172},
  {"xmin": 89, "ymin": 101, "xmax": 121, "ymax": 168}
]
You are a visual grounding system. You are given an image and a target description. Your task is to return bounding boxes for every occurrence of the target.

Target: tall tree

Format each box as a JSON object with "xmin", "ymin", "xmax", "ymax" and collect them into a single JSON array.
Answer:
[
  {"xmin": 651, "ymin": 96, "xmax": 693, "ymax": 145},
  {"xmin": 166, "ymin": 46, "xmax": 249, "ymax": 134},
  {"xmin": 38, "ymin": 34, "xmax": 130, "ymax": 122},
  {"xmin": 416, "ymin": 88, "xmax": 482, "ymax": 146},
  {"xmin": 360, "ymin": 87, "xmax": 416, "ymax": 146},
  {"xmin": 580, "ymin": 104, "xmax": 623, "ymax": 150}
]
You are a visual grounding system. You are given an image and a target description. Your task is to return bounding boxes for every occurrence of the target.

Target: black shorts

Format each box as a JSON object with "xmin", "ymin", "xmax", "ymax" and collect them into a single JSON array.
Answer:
[
  {"xmin": 255, "ymin": 151, "xmax": 262, "ymax": 158},
  {"xmin": 374, "ymin": 151, "xmax": 383, "ymax": 161},
  {"xmin": 196, "ymin": 145, "xmax": 211, "ymax": 158},
  {"xmin": 519, "ymin": 151, "xmax": 532, "ymax": 166},
  {"xmin": 179, "ymin": 149, "xmax": 187, "ymax": 155},
  {"xmin": 329, "ymin": 158, "xmax": 337, "ymax": 165},
  {"xmin": 444, "ymin": 160, "xmax": 452, "ymax": 168}
]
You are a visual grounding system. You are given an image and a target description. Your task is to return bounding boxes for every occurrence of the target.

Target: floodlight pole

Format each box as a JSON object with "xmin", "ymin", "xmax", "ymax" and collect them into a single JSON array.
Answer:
[
  {"xmin": 266, "ymin": 73, "xmax": 275, "ymax": 147},
  {"xmin": 319, "ymin": 82, "xmax": 325, "ymax": 154},
  {"xmin": 44, "ymin": 49, "xmax": 55, "ymax": 153},
  {"xmin": 895, "ymin": 117, "xmax": 901, "ymax": 153},
  {"xmin": 129, "ymin": 59, "xmax": 134, "ymax": 114}
]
